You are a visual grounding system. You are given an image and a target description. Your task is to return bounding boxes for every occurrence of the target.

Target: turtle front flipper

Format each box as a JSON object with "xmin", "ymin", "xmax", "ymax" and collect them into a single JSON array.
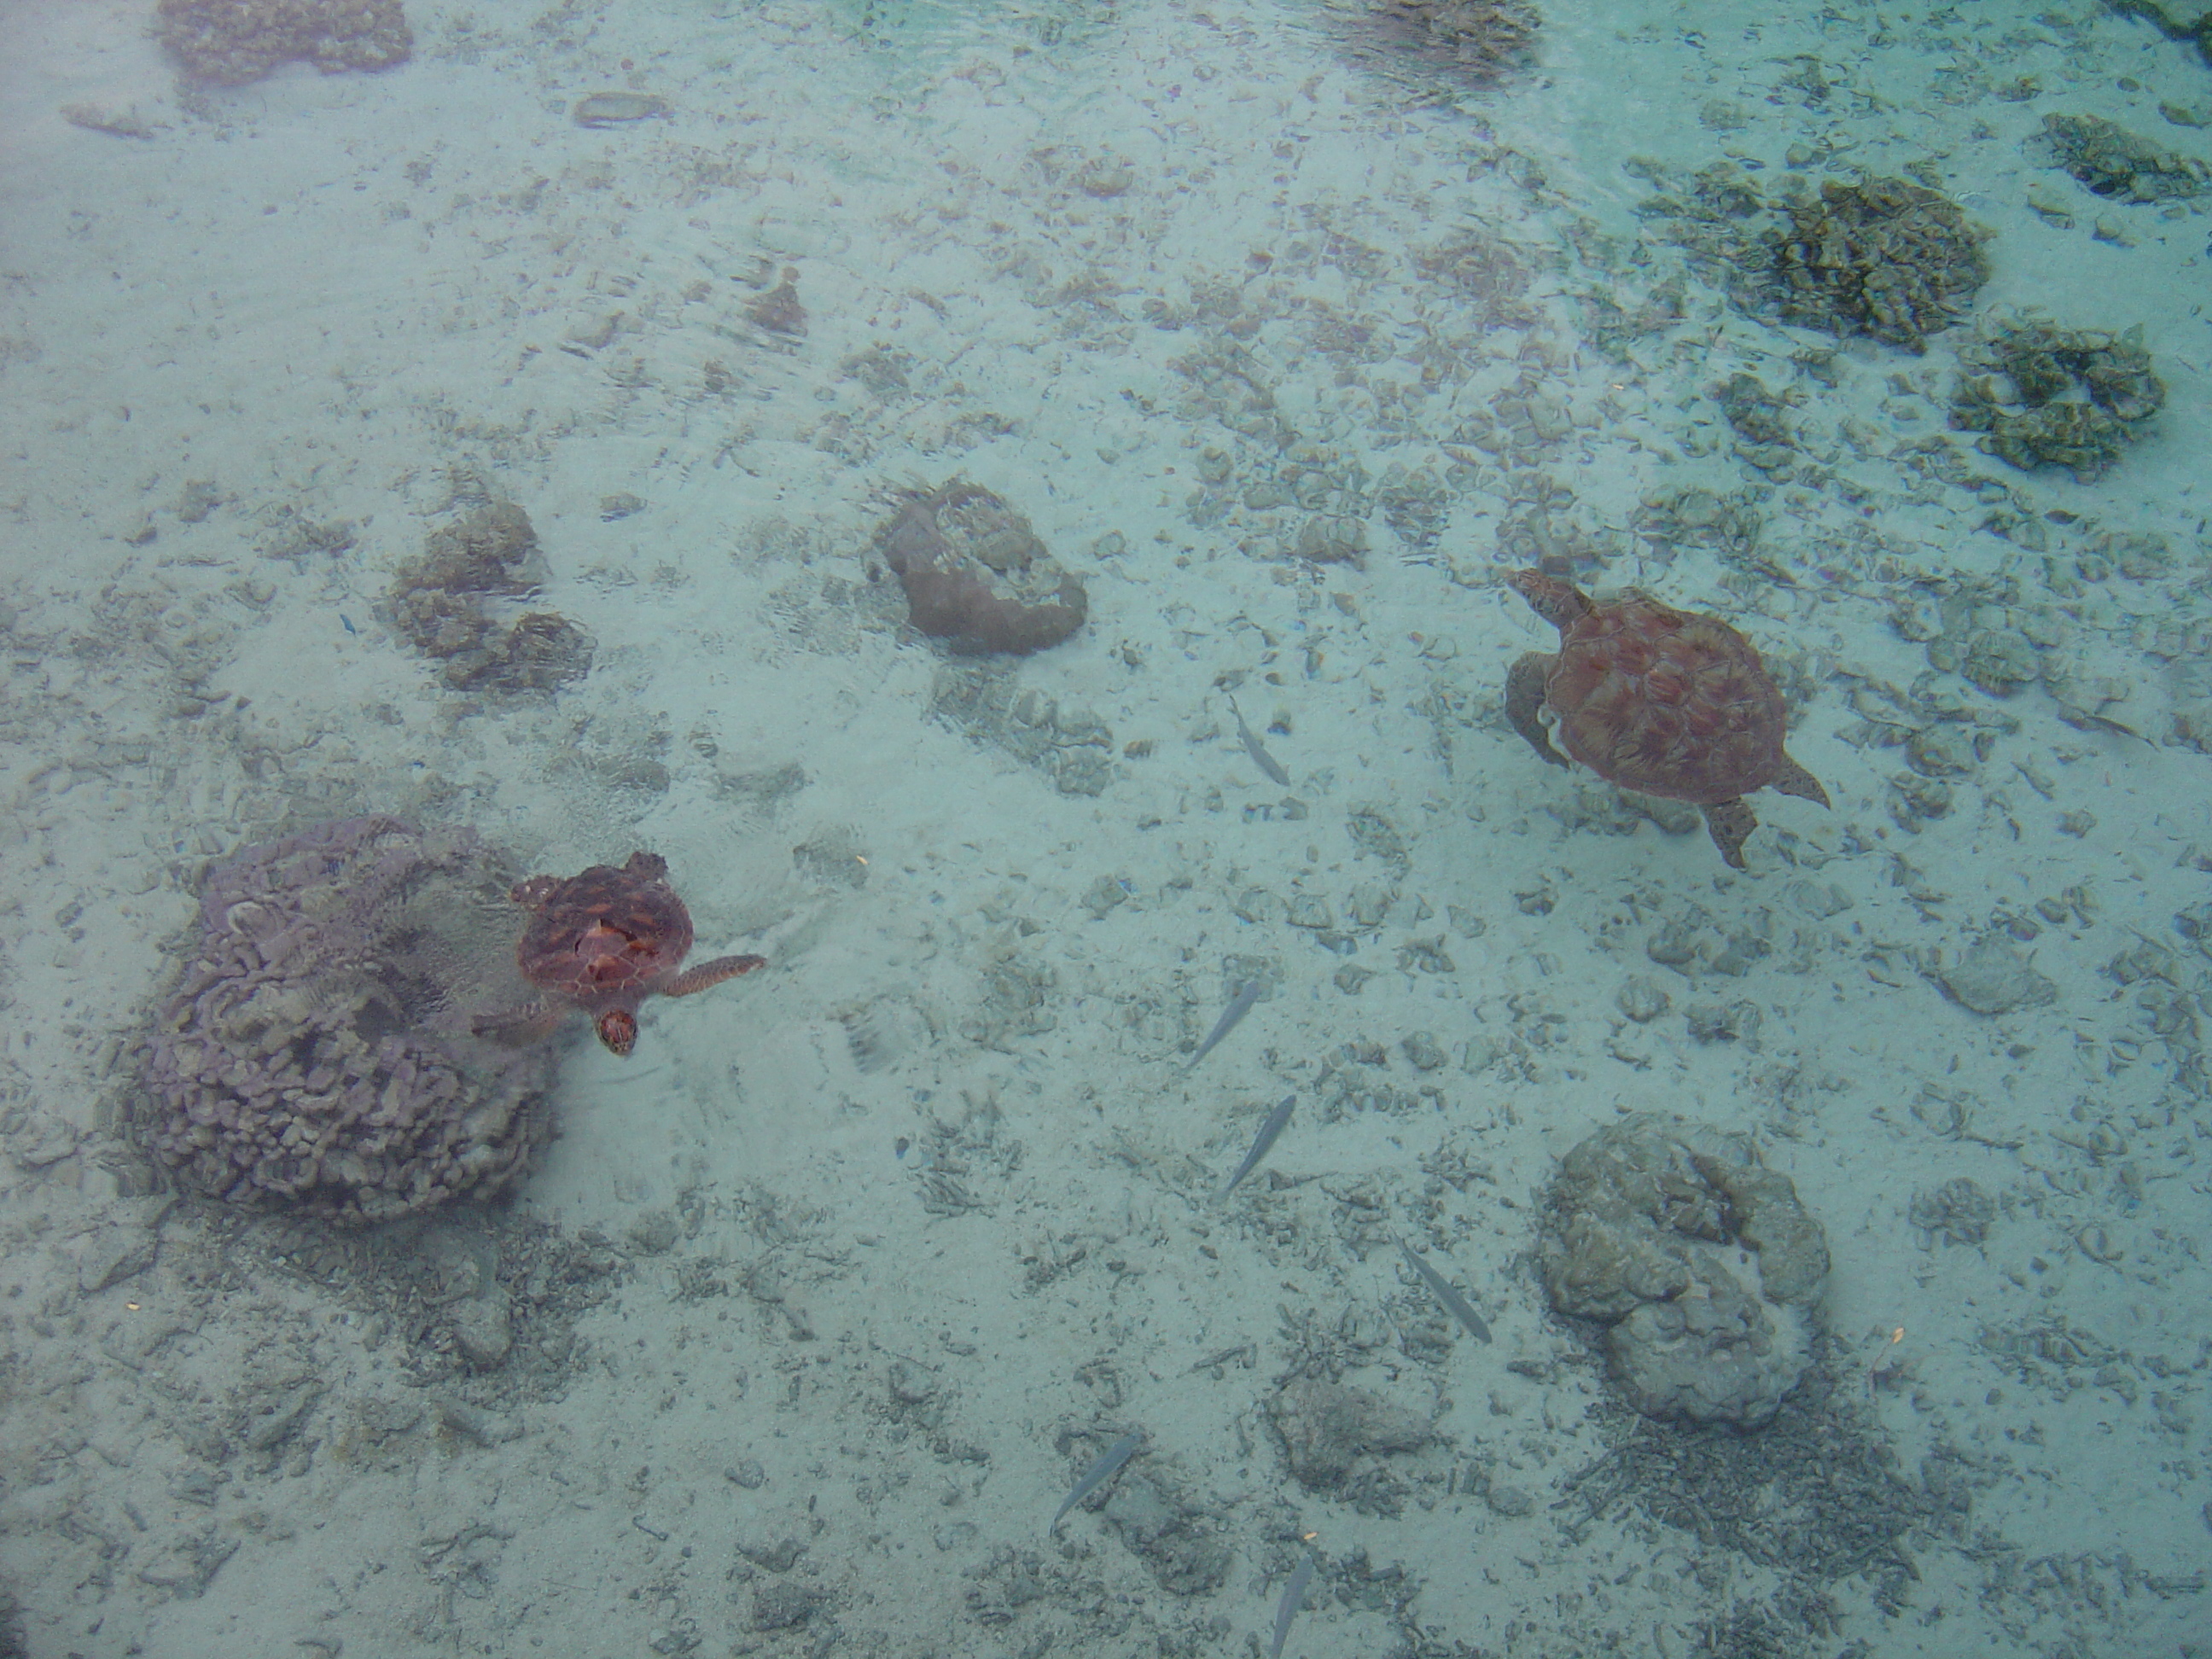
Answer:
[
  {"xmin": 666, "ymin": 953, "xmax": 767, "ymax": 998},
  {"xmin": 1506, "ymin": 653, "xmax": 1570, "ymax": 769},
  {"xmin": 472, "ymin": 998, "xmax": 570, "ymax": 1046},
  {"xmin": 1771, "ymin": 753, "xmax": 1831, "ymax": 808},
  {"xmin": 1701, "ymin": 798, "xmax": 1760, "ymax": 870}
]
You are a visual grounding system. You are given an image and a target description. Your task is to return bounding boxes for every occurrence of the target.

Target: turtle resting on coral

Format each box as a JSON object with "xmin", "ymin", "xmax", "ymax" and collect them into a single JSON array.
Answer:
[
  {"xmin": 474, "ymin": 851, "xmax": 764, "ymax": 1056},
  {"xmin": 1504, "ymin": 569, "xmax": 1828, "ymax": 870}
]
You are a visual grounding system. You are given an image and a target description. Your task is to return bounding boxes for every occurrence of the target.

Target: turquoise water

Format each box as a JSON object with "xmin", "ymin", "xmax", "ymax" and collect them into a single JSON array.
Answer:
[{"xmin": 2, "ymin": 2, "xmax": 2209, "ymax": 1654}]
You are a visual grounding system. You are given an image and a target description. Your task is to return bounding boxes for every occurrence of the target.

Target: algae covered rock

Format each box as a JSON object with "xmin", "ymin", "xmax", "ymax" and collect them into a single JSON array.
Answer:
[
  {"xmin": 1538, "ymin": 1117, "xmax": 1829, "ymax": 1427},
  {"xmin": 1325, "ymin": 0, "xmax": 1540, "ymax": 85},
  {"xmin": 140, "ymin": 817, "xmax": 556, "ymax": 1225}
]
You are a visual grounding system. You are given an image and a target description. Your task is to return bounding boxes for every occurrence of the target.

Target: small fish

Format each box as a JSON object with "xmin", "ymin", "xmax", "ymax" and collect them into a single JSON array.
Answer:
[
  {"xmin": 1270, "ymin": 1553, "xmax": 1317, "ymax": 1659},
  {"xmin": 1185, "ymin": 978, "xmax": 1262, "ymax": 1071},
  {"xmin": 339, "ymin": 614, "xmax": 358, "ymax": 635},
  {"xmin": 1049, "ymin": 1430, "xmax": 1144, "ymax": 1534},
  {"xmin": 1395, "ymin": 1235, "xmax": 1493, "ymax": 1345},
  {"xmin": 573, "ymin": 91, "xmax": 672, "ymax": 127},
  {"xmin": 1228, "ymin": 696, "xmax": 1292, "ymax": 786},
  {"xmin": 1214, "ymin": 1095, "xmax": 1295, "ymax": 1200}
]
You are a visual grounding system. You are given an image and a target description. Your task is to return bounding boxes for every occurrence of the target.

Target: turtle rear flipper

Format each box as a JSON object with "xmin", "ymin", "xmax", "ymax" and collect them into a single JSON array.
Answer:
[
  {"xmin": 1771, "ymin": 753, "xmax": 1830, "ymax": 807},
  {"xmin": 1701, "ymin": 798, "xmax": 1760, "ymax": 870}
]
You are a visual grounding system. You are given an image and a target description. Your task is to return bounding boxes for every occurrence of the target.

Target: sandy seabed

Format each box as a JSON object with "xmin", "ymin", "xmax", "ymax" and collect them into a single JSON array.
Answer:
[{"xmin": 3, "ymin": 0, "xmax": 2211, "ymax": 1655}]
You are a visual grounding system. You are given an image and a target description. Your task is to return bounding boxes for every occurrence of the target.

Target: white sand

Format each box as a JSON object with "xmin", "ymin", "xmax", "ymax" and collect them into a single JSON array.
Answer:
[{"xmin": 3, "ymin": 0, "xmax": 2210, "ymax": 1653}]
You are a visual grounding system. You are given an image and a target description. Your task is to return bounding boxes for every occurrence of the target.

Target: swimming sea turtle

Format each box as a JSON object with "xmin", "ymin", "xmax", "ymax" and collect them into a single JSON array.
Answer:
[
  {"xmin": 1503, "ymin": 568, "xmax": 1829, "ymax": 870},
  {"xmin": 474, "ymin": 851, "xmax": 765, "ymax": 1057}
]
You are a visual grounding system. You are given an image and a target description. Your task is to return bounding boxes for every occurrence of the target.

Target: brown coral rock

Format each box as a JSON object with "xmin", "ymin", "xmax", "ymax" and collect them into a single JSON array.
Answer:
[
  {"xmin": 157, "ymin": 0, "xmax": 413, "ymax": 87},
  {"xmin": 876, "ymin": 480, "xmax": 1087, "ymax": 655}
]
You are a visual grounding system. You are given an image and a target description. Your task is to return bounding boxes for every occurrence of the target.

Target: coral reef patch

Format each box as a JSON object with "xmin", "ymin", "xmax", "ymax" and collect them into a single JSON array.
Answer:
[
  {"xmin": 384, "ymin": 499, "xmax": 596, "ymax": 694},
  {"xmin": 875, "ymin": 480, "xmax": 1088, "ymax": 655},
  {"xmin": 1327, "ymin": 0, "xmax": 1541, "ymax": 84},
  {"xmin": 2029, "ymin": 112, "xmax": 2210, "ymax": 201},
  {"xmin": 1769, "ymin": 177, "xmax": 1990, "ymax": 351},
  {"xmin": 1950, "ymin": 317, "xmax": 2165, "ymax": 481},
  {"xmin": 155, "ymin": 0, "xmax": 412, "ymax": 87},
  {"xmin": 139, "ymin": 816, "xmax": 557, "ymax": 1225}
]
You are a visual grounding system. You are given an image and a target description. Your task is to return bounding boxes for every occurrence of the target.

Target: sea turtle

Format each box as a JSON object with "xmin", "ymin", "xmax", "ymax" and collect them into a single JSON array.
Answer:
[
  {"xmin": 1503, "ymin": 568, "xmax": 1829, "ymax": 870},
  {"xmin": 474, "ymin": 851, "xmax": 764, "ymax": 1057}
]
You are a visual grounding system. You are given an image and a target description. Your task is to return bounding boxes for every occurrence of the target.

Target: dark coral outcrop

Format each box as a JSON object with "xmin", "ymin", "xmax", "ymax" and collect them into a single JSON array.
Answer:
[
  {"xmin": 875, "ymin": 480, "xmax": 1088, "ymax": 655},
  {"xmin": 139, "ymin": 817, "xmax": 556, "ymax": 1225}
]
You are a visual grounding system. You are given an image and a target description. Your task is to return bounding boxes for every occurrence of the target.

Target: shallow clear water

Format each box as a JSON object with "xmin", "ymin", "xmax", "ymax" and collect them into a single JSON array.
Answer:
[{"xmin": 3, "ymin": 1, "xmax": 2209, "ymax": 1654}]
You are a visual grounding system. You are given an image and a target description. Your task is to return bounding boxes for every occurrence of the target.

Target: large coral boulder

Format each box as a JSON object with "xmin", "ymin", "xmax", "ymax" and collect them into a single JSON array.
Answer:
[
  {"xmin": 1537, "ymin": 1117, "xmax": 1829, "ymax": 1428},
  {"xmin": 139, "ymin": 817, "xmax": 556, "ymax": 1225}
]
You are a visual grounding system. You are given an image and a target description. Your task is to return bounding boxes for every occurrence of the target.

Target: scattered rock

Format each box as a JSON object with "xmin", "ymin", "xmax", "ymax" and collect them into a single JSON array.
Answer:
[
  {"xmin": 1267, "ymin": 1377, "xmax": 1432, "ymax": 1488},
  {"xmin": 1932, "ymin": 934, "xmax": 2058, "ymax": 1016}
]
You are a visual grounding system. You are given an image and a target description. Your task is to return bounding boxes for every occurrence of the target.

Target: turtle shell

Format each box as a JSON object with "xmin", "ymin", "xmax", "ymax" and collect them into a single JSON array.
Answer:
[
  {"xmin": 1544, "ymin": 592, "xmax": 1790, "ymax": 806},
  {"xmin": 511, "ymin": 851, "xmax": 695, "ymax": 998}
]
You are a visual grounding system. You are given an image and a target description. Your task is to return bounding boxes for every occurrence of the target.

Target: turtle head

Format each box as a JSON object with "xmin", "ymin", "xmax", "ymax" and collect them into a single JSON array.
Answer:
[
  {"xmin": 1506, "ymin": 568, "xmax": 1592, "ymax": 631},
  {"xmin": 595, "ymin": 1007, "xmax": 641, "ymax": 1057}
]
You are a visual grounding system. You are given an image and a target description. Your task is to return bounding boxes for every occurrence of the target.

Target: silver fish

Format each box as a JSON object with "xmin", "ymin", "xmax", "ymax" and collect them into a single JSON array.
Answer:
[
  {"xmin": 1395, "ymin": 1235, "xmax": 1493, "ymax": 1344},
  {"xmin": 1214, "ymin": 1095, "xmax": 1295, "ymax": 1200},
  {"xmin": 1048, "ymin": 1429, "xmax": 1144, "ymax": 1534},
  {"xmin": 1228, "ymin": 696, "xmax": 1292, "ymax": 786},
  {"xmin": 1185, "ymin": 978, "xmax": 1262, "ymax": 1071},
  {"xmin": 1270, "ymin": 1553, "xmax": 1317, "ymax": 1659}
]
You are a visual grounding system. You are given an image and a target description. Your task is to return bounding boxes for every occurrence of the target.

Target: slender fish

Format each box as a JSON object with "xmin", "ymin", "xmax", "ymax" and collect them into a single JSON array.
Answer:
[
  {"xmin": 1270, "ymin": 1553, "xmax": 1317, "ymax": 1659},
  {"xmin": 1185, "ymin": 978, "xmax": 1262, "ymax": 1071},
  {"xmin": 1395, "ymin": 1235, "xmax": 1493, "ymax": 1345},
  {"xmin": 1048, "ymin": 1430, "xmax": 1144, "ymax": 1534},
  {"xmin": 1214, "ymin": 1094, "xmax": 1295, "ymax": 1200},
  {"xmin": 1228, "ymin": 696, "xmax": 1292, "ymax": 786}
]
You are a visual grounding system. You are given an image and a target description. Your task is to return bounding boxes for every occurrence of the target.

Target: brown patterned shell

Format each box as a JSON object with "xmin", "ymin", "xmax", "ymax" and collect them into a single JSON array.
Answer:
[
  {"xmin": 511, "ymin": 851, "xmax": 695, "ymax": 998},
  {"xmin": 1543, "ymin": 591, "xmax": 1790, "ymax": 806}
]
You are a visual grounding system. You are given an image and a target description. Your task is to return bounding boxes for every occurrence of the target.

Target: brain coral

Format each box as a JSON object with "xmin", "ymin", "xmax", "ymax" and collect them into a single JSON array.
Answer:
[
  {"xmin": 140, "ymin": 816, "xmax": 556, "ymax": 1225},
  {"xmin": 1538, "ymin": 1116, "xmax": 1830, "ymax": 1428},
  {"xmin": 1770, "ymin": 177, "xmax": 1989, "ymax": 351}
]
